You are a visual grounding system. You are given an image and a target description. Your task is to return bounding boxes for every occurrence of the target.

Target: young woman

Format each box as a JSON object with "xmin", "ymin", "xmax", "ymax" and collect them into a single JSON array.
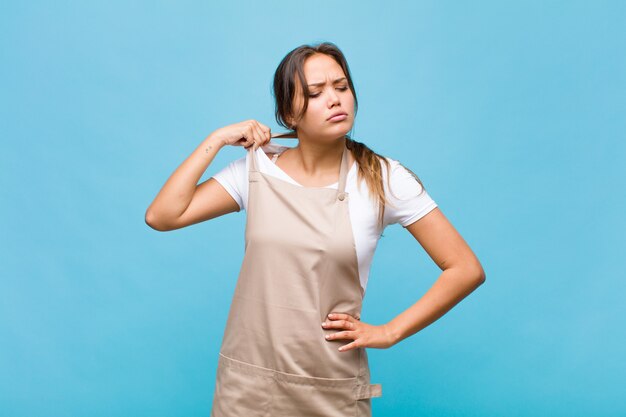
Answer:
[{"xmin": 145, "ymin": 42, "xmax": 486, "ymax": 417}]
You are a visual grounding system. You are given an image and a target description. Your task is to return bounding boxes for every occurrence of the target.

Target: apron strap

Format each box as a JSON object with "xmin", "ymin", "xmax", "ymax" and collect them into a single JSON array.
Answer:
[
  {"xmin": 337, "ymin": 141, "xmax": 349, "ymax": 197},
  {"xmin": 353, "ymin": 383, "xmax": 383, "ymax": 400},
  {"xmin": 248, "ymin": 144, "xmax": 260, "ymax": 173}
]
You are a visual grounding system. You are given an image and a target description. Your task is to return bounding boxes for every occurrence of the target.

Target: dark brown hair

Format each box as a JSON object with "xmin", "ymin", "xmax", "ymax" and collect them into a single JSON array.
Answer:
[{"xmin": 272, "ymin": 41, "xmax": 427, "ymax": 229}]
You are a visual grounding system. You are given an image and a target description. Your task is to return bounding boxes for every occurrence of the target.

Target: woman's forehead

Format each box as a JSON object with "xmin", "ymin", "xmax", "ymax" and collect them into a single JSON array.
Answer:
[{"xmin": 303, "ymin": 54, "xmax": 345, "ymax": 83}]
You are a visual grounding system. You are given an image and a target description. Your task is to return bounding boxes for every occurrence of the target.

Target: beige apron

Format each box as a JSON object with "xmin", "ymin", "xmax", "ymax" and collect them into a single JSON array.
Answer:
[{"xmin": 211, "ymin": 139, "xmax": 382, "ymax": 417}]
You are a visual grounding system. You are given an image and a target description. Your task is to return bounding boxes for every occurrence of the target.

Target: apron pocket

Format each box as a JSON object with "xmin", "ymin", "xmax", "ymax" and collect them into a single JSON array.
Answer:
[{"xmin": 211, "ymin": 354, "xmax": 273, "ymax": 416}]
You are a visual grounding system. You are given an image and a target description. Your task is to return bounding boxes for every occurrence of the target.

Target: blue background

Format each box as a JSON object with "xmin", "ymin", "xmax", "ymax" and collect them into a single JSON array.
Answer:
[{"xmin": 1, "ymin": 1, "xmax": 624, "ymax": 416}]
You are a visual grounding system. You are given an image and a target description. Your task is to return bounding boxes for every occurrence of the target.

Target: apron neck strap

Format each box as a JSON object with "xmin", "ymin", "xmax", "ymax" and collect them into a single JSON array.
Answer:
[
  {"xmin": 249, "ymin": 144, "xmax": 260, "ymax": 173},
  {"xmin": 337, "ymin": 141, "xmax": 349, "ymax": 195}
]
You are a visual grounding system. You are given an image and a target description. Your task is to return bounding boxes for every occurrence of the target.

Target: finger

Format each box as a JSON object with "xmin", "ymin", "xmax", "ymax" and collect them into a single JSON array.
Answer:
[
  {"xmin": 328, "ymin": 312, "xmax": 358, "ymax": 322},
  {"xmin": 249, "ymin": 121, "xmax": 264, "ymax": 144},
  {"xmin": 239, "ymin": 130, "xmax": 250, "ymax": 148},
  {"xmin": 247, "ymin": 123, "xmax": 261, "ymax": 150},
  {"xmin": 253, "ymin": 121, "xmax": 271, "ymax": 145},
  {"xmin": 322, "ymin": 319, "xmax": 356, "ymax": 330},
  {"xmin": 257, "ymin": 121, "xmax": 271, "ymax": 134},
  {"xmin": 246, "ymin": 125, "xmax": 260, "ymax": 150},
  {"xmin": 242, "ymin": 136, "xmax": 254, "ymax": 149},
  {"xmin": 324, "ymin": 330, "xmax": 355, "ymax": 341},
  {"xmin": 338, "ymin": 340, "xmax": 359, "ymax": 352}
]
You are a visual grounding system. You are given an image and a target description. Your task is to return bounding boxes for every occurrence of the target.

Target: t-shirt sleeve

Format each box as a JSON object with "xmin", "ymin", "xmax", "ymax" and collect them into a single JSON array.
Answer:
[
  {"xmin": 211, "ymin": 155, "xmax": 247, "ymax": 212},
  {"xmin": 382, "ymin": 158, "xmax": 438, "ymax": 228}
]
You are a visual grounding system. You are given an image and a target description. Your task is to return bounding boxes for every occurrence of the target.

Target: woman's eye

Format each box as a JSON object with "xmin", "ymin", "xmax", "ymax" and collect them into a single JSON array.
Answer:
[{"xmin": 308, "ymin": 87, "xmax": 348, "ymax": 98}]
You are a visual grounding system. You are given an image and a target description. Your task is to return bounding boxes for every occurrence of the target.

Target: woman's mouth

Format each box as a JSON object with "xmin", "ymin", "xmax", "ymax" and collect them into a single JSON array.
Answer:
[{"xmin": 328, "ymin": 114, "xmax": 348, "ymax": 122}]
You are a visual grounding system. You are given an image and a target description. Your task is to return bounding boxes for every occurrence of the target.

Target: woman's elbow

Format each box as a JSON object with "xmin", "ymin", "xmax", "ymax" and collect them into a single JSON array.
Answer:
[
  {"xmin": 459, "ymin": 260, "xmax": 486, "ymax": 285},
  {"xmin": 471, "ymin": 263, "xmax": 486, "ymax": 285},
  {"xmin": 145, "ymin": 209, "xmax": 169, "ymax": 232}
]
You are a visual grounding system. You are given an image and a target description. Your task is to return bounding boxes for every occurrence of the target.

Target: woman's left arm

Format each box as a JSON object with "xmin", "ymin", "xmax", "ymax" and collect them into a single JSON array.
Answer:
[
  {"xmin": 323, "ymin": 207, "xmax": 486, "ymax": 351},
  {"xmin": 383, "ymin": 207, "xmax": 486, "ymax": 345}
]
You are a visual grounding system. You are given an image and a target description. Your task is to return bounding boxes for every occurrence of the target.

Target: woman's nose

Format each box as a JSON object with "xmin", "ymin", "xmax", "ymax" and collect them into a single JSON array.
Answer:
[{"xmin": 327, "ymin": 89, "xmax": 340, "ymax": 106}]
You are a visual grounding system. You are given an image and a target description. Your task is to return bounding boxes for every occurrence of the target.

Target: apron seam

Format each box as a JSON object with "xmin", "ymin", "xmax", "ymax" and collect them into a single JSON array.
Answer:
[{"xmin": 219, "ymin": 352, "xmax": 358, "ymax": 382}]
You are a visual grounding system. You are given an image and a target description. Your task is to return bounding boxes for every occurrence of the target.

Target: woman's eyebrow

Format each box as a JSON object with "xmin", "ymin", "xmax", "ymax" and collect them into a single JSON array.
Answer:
[{"xmin": 307, "ymin": 77, "xmax": 347, "ymax": 87}]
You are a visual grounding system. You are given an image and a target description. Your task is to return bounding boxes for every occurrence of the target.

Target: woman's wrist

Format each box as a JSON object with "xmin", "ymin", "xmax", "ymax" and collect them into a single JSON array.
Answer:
[
  {"xmin": 205, "ymin": 132, "xmax": 226, "ymax": 150},
  {"xmin": 383, "ymin": 322, "xmax": 401, "ymax": 347}
]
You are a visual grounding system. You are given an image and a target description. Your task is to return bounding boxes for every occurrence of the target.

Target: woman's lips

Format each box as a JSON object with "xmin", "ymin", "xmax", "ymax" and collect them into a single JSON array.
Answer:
[{"xmin": 328, "ymin": 114, "xmax": 348, "ymax": 122}]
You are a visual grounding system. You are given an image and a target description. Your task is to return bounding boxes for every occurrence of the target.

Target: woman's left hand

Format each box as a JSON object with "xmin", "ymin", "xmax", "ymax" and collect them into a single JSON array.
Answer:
[{"xmin": 321, "ymin": 312, "xmax": 396, "ymax": 352}]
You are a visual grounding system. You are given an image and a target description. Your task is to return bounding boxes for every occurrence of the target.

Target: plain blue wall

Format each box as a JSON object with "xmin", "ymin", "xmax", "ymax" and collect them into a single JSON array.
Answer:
[{"xmin": 1, "ymin": 1, "xmax": 624, "ymax": 416}]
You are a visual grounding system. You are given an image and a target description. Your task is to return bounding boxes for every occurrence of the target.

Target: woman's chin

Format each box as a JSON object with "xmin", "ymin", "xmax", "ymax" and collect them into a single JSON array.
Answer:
[
  {"xmin": 327, "ymin": 123, "xmax": 353, "ymax": 137},
  {"xmin": 298, "ymin": 124, "xmax": 353, "ymax": 141}
]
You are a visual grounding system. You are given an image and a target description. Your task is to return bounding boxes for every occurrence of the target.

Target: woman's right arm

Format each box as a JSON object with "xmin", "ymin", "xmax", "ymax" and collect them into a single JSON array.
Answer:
[{"xmin": 144, "ymin": 120, "xmax": 271, "ymax": 231}]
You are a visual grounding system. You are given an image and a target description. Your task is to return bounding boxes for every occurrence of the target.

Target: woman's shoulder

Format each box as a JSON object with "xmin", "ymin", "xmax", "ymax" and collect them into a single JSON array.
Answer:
[
  {"xmin": 372, "ymin": 153, "xmax": 426, "ymax": 194},
  {"xmin": 367, "ymin": 153, "xmax": 402, "ymax": 178}
]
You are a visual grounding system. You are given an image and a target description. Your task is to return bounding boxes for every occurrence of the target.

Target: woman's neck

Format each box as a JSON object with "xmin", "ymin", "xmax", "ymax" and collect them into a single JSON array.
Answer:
[{"xmin": 290, "ymin": 135, "xmax": 347, "ymax": 176}]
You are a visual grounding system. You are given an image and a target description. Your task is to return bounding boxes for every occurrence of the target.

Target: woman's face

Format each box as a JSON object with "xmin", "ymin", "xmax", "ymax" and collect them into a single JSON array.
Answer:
[{"xmin": 290, "ymin": 53, "xmax": 355, "ymax": 141}]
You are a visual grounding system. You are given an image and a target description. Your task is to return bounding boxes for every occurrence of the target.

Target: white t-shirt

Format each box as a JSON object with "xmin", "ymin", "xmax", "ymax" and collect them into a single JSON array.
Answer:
[{"xmin": 211, "ymin": 142, "xmax": 438, "ymax": 295}]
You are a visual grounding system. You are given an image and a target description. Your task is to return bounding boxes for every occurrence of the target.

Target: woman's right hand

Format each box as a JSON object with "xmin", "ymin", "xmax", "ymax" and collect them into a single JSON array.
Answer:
[{"xmin": 211, "ymin": 119, "xmax": 272, "ymax": 150}]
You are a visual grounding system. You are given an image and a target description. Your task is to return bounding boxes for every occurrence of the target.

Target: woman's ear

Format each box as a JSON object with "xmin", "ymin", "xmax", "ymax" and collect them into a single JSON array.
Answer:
[{"xmin": 286, "ymin": 115, "xmax": 296, "ymax": 129}]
